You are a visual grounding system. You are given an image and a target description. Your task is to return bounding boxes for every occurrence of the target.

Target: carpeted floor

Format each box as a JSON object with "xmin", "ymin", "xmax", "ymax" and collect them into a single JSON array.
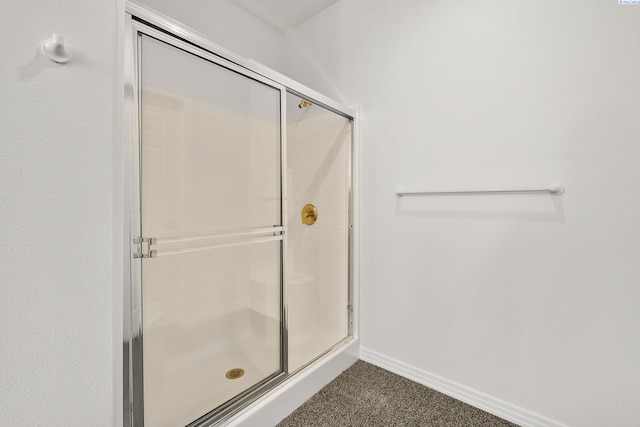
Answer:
[{"xmin": 277, "ymin": 360, "xmax": 518, "ymax": 427}]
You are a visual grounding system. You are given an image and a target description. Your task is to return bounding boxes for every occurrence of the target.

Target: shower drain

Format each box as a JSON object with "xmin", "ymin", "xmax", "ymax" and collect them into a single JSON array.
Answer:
[{"xmin": 225, "ymin": 368, "xmax": 245, "ymax": 380}]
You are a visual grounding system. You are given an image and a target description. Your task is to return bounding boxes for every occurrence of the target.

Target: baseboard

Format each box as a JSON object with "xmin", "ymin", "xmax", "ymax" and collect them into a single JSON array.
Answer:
[{"xmin": 359, "ymin": 347, "xmax": 569, "ymax": 427}]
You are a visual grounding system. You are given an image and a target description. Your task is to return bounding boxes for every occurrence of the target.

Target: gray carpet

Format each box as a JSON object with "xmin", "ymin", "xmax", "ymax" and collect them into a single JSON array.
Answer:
[{"xmin": 277, "ymin": 360, "xmax": 518, "ymax": 427}]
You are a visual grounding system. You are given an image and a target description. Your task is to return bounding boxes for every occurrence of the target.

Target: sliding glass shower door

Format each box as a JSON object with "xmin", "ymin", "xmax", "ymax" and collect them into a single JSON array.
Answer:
[
  {"xmin": 137, "ymin": 34, "xmax": 283, "ymax": 427},
  {"xmin": 286, "ymin": 93, "xmax": 352, "ymax": 371},
  {"xmin": 126, "ymin": 13, "xmax": 356, "ymax": 427}
]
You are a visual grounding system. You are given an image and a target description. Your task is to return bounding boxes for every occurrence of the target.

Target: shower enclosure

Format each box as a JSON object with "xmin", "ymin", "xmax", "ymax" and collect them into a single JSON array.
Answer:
[{"xmin": 124, "ymin": 5, "xmax": 356, "ymax": 427}]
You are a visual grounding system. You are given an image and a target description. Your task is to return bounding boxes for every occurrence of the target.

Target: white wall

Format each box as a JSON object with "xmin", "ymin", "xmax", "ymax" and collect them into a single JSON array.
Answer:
[
  {"xmin": 4, "ymin": 0, "xmax": 638, "ymax": 425},
  {"xmin": 284, "ymin": 1, "xmax": 640, "ymax": 426},
  {"xmin": 133, "ymin": 0, "xmax": 286, "ymax": 71},
  {"xmin": 0, "ymin": 0, "xmax": 118, "ymax": 425}
]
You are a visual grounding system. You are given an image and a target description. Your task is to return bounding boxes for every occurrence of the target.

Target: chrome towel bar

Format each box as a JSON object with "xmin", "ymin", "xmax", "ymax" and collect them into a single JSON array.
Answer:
[{"xmin": 396, "ymin": 185, "xmax": 564, "ymax": 197}]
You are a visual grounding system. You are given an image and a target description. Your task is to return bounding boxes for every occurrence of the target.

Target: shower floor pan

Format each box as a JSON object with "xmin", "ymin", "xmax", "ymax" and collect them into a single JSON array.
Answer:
[{"xmin": 143, "ymin": 308, "xmax": 280, "ymax": 427}]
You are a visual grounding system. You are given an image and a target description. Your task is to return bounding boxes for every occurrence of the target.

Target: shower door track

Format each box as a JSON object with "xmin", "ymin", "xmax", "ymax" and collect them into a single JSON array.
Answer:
[{"xmin": 123, "ymin": 3, "xmax": 358, "ymax": 427}]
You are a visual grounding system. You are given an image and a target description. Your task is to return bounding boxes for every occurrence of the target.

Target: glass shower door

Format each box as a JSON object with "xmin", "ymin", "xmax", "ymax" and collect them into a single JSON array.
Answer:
[
  {"xmin": 286, "ymin": 93, "xmax": 352, "ymax": 371},
  {"xmin": 137, "ymin": 34, "xmax": 283, "ymax": 427}
]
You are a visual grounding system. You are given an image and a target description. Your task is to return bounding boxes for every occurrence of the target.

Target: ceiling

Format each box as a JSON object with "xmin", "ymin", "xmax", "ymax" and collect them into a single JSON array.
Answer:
[{"xmin": 230, "ymin": 0, "xmax": 340, "ymax": 33}]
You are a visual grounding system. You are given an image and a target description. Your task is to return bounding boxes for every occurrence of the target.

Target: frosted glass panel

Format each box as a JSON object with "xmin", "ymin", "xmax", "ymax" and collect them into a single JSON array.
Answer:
[
  {"xmin": 140, "ymin": 35, "xmax": 281, "ymax": 238},
  {"xmin": 138, "ymin": 35, "xmax": 282, "ymax": 427},
  {"xmin": 286, "ymin": 94, "xmax": 351, "ymax": 371}
]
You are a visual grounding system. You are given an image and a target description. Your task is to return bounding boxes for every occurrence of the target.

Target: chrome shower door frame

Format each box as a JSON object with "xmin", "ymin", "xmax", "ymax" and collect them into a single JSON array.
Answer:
[
  {"xmin": 123, "ymin": 3, "xmax": 358, "ymax": 426},
  {"xmin": 124, "ymin": 16, "xmax": 288, "ymax": 427}
]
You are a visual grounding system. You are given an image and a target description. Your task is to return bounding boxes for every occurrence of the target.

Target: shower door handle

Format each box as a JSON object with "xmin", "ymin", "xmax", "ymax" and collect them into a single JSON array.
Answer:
[{"xmin": 133, "ymin": 226, "xmax": 285, "ymax": 258}]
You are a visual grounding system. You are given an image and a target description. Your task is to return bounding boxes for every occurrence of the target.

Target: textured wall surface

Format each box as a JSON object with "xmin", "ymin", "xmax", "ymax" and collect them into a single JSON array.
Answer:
[
  {"xmin": 5, "ymin": 1, "xmax": 639, "ymax": 426},
  {"xmin": 0, "ymin": 0, "xmax": 117, "ymax": 425},
  {"xmin": 283, "ymin": 1, "xmax": 640, "ymax": 426}
]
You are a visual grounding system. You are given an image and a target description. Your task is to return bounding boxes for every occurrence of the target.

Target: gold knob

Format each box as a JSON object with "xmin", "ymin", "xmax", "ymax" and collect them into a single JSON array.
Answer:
[{"xmin": 301, "ymin": 204, "xmax": 318, "ymax": 225}]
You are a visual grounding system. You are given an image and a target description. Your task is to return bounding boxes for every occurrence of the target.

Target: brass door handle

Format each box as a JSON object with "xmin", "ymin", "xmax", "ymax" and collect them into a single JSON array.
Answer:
[{"xmin": 301, "ymin": 204, "xmax": 318, "ymax": 225}]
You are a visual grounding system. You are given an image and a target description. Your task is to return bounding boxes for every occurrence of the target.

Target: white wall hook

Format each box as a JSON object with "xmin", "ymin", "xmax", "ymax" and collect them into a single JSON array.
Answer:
[{"xmin": 41, "ymin": 33, "xmax": 71, "ymax": 64}]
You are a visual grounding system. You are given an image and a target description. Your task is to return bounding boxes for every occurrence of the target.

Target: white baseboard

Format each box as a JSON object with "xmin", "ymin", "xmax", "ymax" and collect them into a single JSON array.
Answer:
[{"xmin": 360, "ymin": 347, "xmax": 570, "ymax": 427}]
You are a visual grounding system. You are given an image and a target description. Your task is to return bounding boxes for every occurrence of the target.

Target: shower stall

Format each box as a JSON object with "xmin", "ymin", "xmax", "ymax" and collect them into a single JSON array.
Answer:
[{"xmin": 124, "ymin": 5, "xmax": 356, "ymax": 427}]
